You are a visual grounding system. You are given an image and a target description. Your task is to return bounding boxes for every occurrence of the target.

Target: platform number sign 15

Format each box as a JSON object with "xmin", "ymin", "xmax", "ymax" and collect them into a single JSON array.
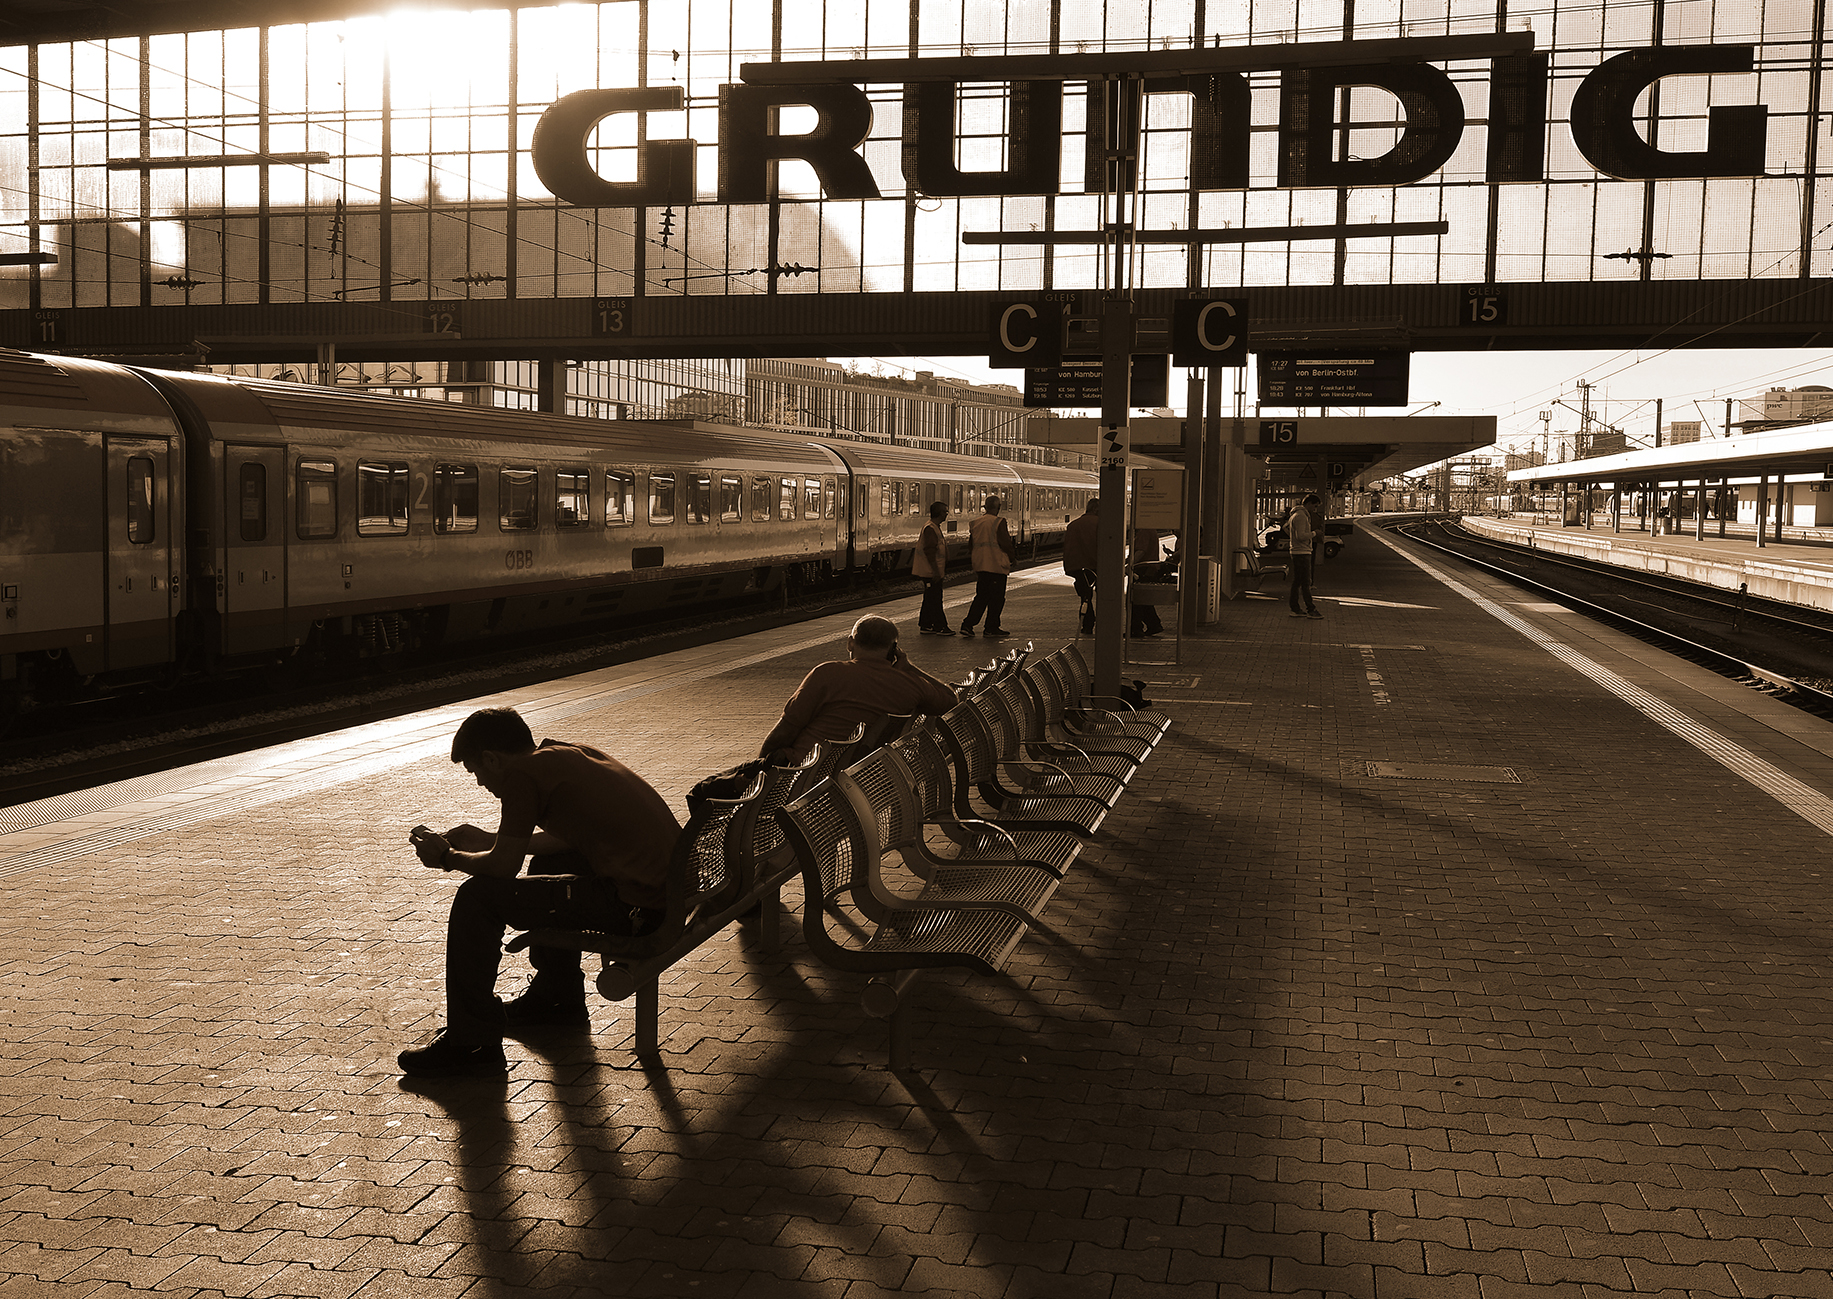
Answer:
[
  {"xmin": 1258, "ymin": 420, "xmax": 1298, "ymax": 447},
  {"xmin": 593, "ymin": 298, "xmax": 632, "ymax": 337},
  {"xmin": 1460, "ymin": 285, "xmax": 1507, "ymax": 327}
]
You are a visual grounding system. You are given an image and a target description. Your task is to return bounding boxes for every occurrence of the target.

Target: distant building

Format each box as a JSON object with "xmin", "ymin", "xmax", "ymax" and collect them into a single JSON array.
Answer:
[
  {"xmin": 1666, "ymin": 420, "xmax": 1703, "ymax": 445},
  {"xmin": 1504, "ymin": 451, "xmax": 1545, "ymax": 471},
  {"xmin": 1751, "ymin": 386, "xmax": 1833, "ymax": 430}
]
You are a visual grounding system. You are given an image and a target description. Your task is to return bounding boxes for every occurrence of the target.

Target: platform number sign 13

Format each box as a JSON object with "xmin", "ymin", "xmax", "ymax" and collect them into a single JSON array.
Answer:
[
  {"xmin": 593, "ymin": 298, "xmax": 632, "ymax": 337},
  {"xmin": 1460, "ymin": 285, "xmax": 1507, "ymax": 327}
]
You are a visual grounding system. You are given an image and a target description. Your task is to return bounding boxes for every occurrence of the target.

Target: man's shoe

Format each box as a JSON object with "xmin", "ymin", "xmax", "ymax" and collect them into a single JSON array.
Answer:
[
  {"xmin": 983, "ymin": 628, "xmax": 1011, "ymax": 639},
  {"xmin": 1307, "ymin": 609, "xmax": 1324, "ymax": 619},
  {"xmin": 959, "ymin": 626, "xmax": 976, "ymax": 637},
  {"xmin": 502, "ymin": 990, "xmax": 591, "ymax": 1030},
  {"xmin": 397, "ymin": 1028, "xmax": 508, "ymax": 1078},
  {"xmin": 1290, "ymin": 611, "xmax": 1308, "ymax": 618},
  {"xmin": 932, "ymin": 626, "xmax": 956, "ymax": 636}
]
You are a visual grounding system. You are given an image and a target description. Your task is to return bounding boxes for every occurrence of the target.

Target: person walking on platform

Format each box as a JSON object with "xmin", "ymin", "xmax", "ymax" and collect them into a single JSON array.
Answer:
[
  {"xmin": 756, "ymin": 614, "xmax": 960, "ymax": 765},
  {"xmin": 1287, "ymin": 493, "xmax": 1323, "ymax": 619},
  {"xmin": 1131, "ymin": 527, "xmax": 1166, "ymax": 638},
  {"xmin": 959, "ymin": 495, "xmax": 1017, "ymax": 638},
  {"xmin": 399, "ymin": 707, "xmax": 683, "ymax": 1077},
  {"xmin": 913, "ymin": 500, "xmax": 954, "ymax": 635},
  {"xmin": 1062, "ymin": 498, "xmax": 1099, "ymax": 635}
]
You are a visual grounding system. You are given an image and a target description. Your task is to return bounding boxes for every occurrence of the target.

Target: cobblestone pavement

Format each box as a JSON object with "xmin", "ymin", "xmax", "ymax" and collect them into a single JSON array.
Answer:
[{"xmin": 3, "ymin": 538, "xmax": 1833, "ymax": 1299}]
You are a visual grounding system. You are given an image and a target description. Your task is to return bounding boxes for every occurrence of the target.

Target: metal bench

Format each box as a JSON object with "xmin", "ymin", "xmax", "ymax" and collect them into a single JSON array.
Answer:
[
  {"xmin": 506, "ymin": 770, "xmax": 762, "ymax": 1062},
  {"xmin": 929, "ymin": 697, "xmax": 1109, "ymax": 837},
  {"xmin": 776, "ymin": 777, "xmax": 1037, "ymax": 1070},
  {"xmin": 1023, "ymin": 653, "xmax": 1157, "ymax": 765},
  {"xmin": 1053, "ymin": 643, "xmax": 1172, "ymax": 742},
  {"xmin": 1234, "ymin": 544, "xmax": 1289, "ymax": 591},
  {"xmin": 887, "ymin": 725, "xmax": 1085, "ymax": 877},
  {"xmin": 983, "ymin": 672, "xmax": 1136, "ymax": 796}
]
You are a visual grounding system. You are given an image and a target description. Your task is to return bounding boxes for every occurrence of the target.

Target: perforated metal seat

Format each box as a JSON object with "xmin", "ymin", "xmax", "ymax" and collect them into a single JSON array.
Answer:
[
  {"xmin": 775, "ymin": 781, "xmax": 1031, "ymax": 974},
  {"xmin": 889, "ymin": 727, "xmax": 1084, "ymax": 873},
  {"xmin": 1022, "ymin": 658, "xmax": 1156, "ymax": 764},
  {"xmin": 932, "ymin": 700, "xmax": 1108, "ymax": 837},
  {"xmin": 1050, "ymin": 646, "xmax": 1171, "ymax": 743},
  {"xmin": 842, "ymin": 744, "xmax": 1073, "ymax": 900},
  {"xmin": 986, "ymin": 675, "xmax": 1136, "ymax": 793}
]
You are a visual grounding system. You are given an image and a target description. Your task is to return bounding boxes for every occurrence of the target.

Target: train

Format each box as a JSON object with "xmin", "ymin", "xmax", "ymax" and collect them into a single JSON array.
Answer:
[{"xmin": 0, "ymin": 348, "xmax": 1096, "ymax": 710}]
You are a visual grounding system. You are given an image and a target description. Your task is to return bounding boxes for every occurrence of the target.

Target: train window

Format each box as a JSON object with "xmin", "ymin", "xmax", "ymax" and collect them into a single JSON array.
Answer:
[
  {"xmin": 822, "ymin": 477, "xmax": 836, "ymax": 520},
  {"xmin": 721, "ymin": 474, "xmax": 743, "ymax": 523},
  {"xmin": 295, "ymin": 460, "xmax": 337, "ymax": 539},
  {"xmin": 909, "ymin": 481, "xmax": 922, "ymax": 515},
  {"xmin": 237, "ymin": 463, "xmax": 265, "ymax": 542},
  {"xmin": 778, "ymin": 476, "xmax": 797, "ymax": 521},
  {"xmin": 855, "ymin": 483, "xmax": 867, "ymax": 519},
  {"xmin": 605, "ymin": 469, "xmax": 635, "ymax": 525},
  {"xmin": 686, "ymin": 472, "xmax": 712, "ymax": 525},
  {"xmin": 434, "ymin": 463, "xmax": 478, "ymax": 534},
  {"xmin": 803, "ymin": 477, "xmax": 821, "ymax": 520},
  {"xmin": 556, "ymin": 469, "xmax": 589, "ymax": 527},
  {"xmin": 127, "ymin": 456, "xmax": 156, "ymax": 543},
  {"xmin": 499, "ymin": 466, "xmax": 537, "ymax": 531},
  {"xmin": 649, "ymin": 471, "xmax": 677, "ymax": 525},
  {"xmin": 952, "ymin": 484, "xmax": 964, "ymax": 513},
  {"xmin": 881, "ymin": 481, "xmax": 895, "ymax": 517},
  {"xmin": 751, "ymin": 475, "xmax": 773, "ymax": 522},
  {"xmin": 357, "ymin": 461, "xmax": 410, "ymax": 536}
]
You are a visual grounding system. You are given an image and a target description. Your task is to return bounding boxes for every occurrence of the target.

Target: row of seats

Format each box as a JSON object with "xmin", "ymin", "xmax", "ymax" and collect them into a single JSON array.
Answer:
[
  {"xmin": 776, "ymin": 643, "xmax": 1168, "ymax": 1069},
  {"xmin": 513, "ymin": 642, "xmax": 1168, "ymax": 1067}
]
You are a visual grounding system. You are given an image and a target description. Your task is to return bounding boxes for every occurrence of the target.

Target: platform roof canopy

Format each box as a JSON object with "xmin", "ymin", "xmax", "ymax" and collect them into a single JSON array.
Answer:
[
  {"xmin": 1036, "ymin": 415, "xmax": 1495, "ymax": 491},
  {"xmin": 1509, "ymin": 425, "xmax": 1833, "ymax": 487}
]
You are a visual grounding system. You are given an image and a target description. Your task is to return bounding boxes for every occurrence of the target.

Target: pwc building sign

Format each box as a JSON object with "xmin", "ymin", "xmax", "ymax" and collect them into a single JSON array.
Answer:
[{"xmin": 530, "ymin": 34, "xmax": 1774, "ymax": 210}]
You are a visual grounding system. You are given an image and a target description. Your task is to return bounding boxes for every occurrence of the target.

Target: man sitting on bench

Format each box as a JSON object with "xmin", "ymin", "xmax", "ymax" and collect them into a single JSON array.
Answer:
[
  {"xmin": 399, "ymin": 707, "xmax": 681, "ymax": 1078},
  {"xmin": 758, "ymin": 615, "xmax": 960, "ymax": 765}
]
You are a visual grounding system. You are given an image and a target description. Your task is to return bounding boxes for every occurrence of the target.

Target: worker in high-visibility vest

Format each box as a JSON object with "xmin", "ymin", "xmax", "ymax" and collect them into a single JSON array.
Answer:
[{"xmin": 959, "ymin": 495, "xmax": 1017, "ymax": 639}]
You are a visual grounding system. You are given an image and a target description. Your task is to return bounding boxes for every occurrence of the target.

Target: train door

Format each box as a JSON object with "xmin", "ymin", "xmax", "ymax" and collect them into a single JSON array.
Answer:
[
  {"xmin": 103, "ymin": 435, "xmax": 176, "ymax": 670},
  {"xmin": 222, "ymin": 445, "xmax": 287, "ymax": 654}
]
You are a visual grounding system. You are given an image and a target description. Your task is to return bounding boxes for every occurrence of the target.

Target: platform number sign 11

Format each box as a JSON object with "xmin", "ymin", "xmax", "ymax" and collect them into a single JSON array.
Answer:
[
  {"xmin": 1460, "ymin": 285, "xmax": 1507, "ymax": 327},
  {"xmin": 31, "ymin": 310, "xmax": 64, "ymax": 346}
]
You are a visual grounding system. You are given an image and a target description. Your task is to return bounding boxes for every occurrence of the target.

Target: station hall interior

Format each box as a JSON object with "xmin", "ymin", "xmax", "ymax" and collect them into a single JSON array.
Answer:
[{"xmin": 12, "ymin": 3, "xmax": 1833, "ymax": 1298}]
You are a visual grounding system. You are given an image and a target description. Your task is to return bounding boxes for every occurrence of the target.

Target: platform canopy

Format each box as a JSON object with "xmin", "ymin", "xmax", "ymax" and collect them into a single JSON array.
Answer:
[
  {"xmin": 1035, "ymin": 414, "xmax": 1495, "ymax": 490},
  {"xmin": 1508, "ymin": 423, "xmax": 1833, "ymax": 485}
]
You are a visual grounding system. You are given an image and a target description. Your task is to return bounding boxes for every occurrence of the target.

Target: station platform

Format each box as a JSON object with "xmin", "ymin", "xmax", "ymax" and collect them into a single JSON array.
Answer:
[
  {"xmin": 3, "ymin": 534, "xmax": 1833, "ymax": 1299},
  {"xmin": 1465, "ymin": 512, "xmax": 1833, "ymax": 614}
]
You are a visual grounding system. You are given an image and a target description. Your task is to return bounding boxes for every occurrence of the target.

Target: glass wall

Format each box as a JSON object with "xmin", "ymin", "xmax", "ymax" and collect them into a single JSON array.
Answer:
[{"xmin": 2, "ymin": 0, "xmax": 1828, "ymax": 312}]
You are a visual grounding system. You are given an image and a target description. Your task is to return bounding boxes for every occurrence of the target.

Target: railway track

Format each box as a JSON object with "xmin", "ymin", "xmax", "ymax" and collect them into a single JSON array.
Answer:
[
  {"xmin": 1386, "ymin": 517, "xmax": 1833, "ymax": 718},
  {"xmin": 0, "ymin": 564, "xmax": 980, "ymax": 807}
]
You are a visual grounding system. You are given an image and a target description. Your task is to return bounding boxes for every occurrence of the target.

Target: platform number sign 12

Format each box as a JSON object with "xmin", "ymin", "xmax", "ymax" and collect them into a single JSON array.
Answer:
[{"xmin": 425, "ymin": 303, "xmax": 462, "ymax": 335}]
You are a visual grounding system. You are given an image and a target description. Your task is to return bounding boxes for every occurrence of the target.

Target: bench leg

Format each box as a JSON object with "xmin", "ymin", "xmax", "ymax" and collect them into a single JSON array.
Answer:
[
  {"xmin": 634, "ymin": 978, "xmax": 660, "ymax": 1063},
  {"xmin": 887, "ymin": 1000, "xmax": 912, "ymax": 1072},
  {"xmin": 757, "ymin": 887, "xmax": 782, "ymax": 955}
]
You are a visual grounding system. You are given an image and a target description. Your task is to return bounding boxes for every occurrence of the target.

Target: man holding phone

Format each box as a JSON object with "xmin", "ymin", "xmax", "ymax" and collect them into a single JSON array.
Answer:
[
  {"xmin": 400, "ymin": 706, "xmax": 682, "ymax": 1078},
  {"xmin": 756, "ymin": 614, "xmax": 960, "ymax": 765}
]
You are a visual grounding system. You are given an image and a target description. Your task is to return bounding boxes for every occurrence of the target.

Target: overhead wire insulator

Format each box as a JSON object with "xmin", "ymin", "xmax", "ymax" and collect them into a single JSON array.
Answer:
[{"xmin": 659, "ymin": 206, "xmax": 677, "ymax": 249}]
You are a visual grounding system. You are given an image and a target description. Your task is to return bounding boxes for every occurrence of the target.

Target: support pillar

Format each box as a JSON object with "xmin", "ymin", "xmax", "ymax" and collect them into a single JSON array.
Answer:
[
  {"xmin": 536, "ymin": 358, "xmax": 565, "ymax": 413},
  {"xmin": 1757, "ymin": 474, "xmax": 1767, "ymax": 548},
  {"xmin": 1094, "ymin": 296, "xmax": 1134, "ymax": 699},
  {"xmin": 1695, "ymin": 480, "xmax": 1705, "ymax": 541},
  {"xmin": 1179, "ymin": 370, "xmax": 1205, "ymax": 635}
]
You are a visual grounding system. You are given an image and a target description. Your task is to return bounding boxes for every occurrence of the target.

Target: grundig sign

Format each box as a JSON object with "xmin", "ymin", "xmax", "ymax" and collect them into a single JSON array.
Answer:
[{"xmin": 531, "ymin": 35, "xmax": 1773, "ymax": 209}]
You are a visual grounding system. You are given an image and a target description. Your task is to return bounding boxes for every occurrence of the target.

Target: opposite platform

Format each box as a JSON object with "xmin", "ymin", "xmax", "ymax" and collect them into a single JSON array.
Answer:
[{"xmin": 2, "ymin": 537, "xmax": 1832, "ymax": 1299}]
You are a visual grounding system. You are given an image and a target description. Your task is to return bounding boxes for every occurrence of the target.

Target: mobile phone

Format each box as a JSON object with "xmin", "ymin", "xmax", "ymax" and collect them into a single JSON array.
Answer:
[
  {"xmin": 410, "ymin": 824, "xmax": 434, "ymax": 842},
  {"xmin": 886, "ymin": 647, "xmax": 897, "ymax": 662}
]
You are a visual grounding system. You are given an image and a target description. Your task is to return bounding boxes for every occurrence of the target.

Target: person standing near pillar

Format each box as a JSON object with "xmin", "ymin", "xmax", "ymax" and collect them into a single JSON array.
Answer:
[
  {"xmin": 1062, "ymin": 498, "xmax": 1099, "ymax": 635},
  {"xmin": 960, "ymin": 495, "xmax": 1017, "ymax": 639},
  {"xmin": 1287, "ymin": 493, "xmax": 1322, "ymax": 620}
]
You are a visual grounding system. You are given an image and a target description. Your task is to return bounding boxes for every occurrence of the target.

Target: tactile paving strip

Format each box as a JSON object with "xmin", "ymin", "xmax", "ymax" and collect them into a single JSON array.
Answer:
[{"xmin": 1367, "ymin": 761, "xmax": 1521, "ymax": 782}]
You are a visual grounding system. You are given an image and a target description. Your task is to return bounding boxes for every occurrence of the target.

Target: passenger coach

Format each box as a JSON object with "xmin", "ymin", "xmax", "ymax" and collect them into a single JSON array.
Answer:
[{"xmin": 0, "ymin": 349, "xmax": 1094, "ymax": 707}]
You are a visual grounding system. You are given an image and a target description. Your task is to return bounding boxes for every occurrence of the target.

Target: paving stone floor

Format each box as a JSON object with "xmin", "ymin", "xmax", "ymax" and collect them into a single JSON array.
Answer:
[{"xmin": 2, "ymin": 532, "xmax": 1832, "ymax": 1299}]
